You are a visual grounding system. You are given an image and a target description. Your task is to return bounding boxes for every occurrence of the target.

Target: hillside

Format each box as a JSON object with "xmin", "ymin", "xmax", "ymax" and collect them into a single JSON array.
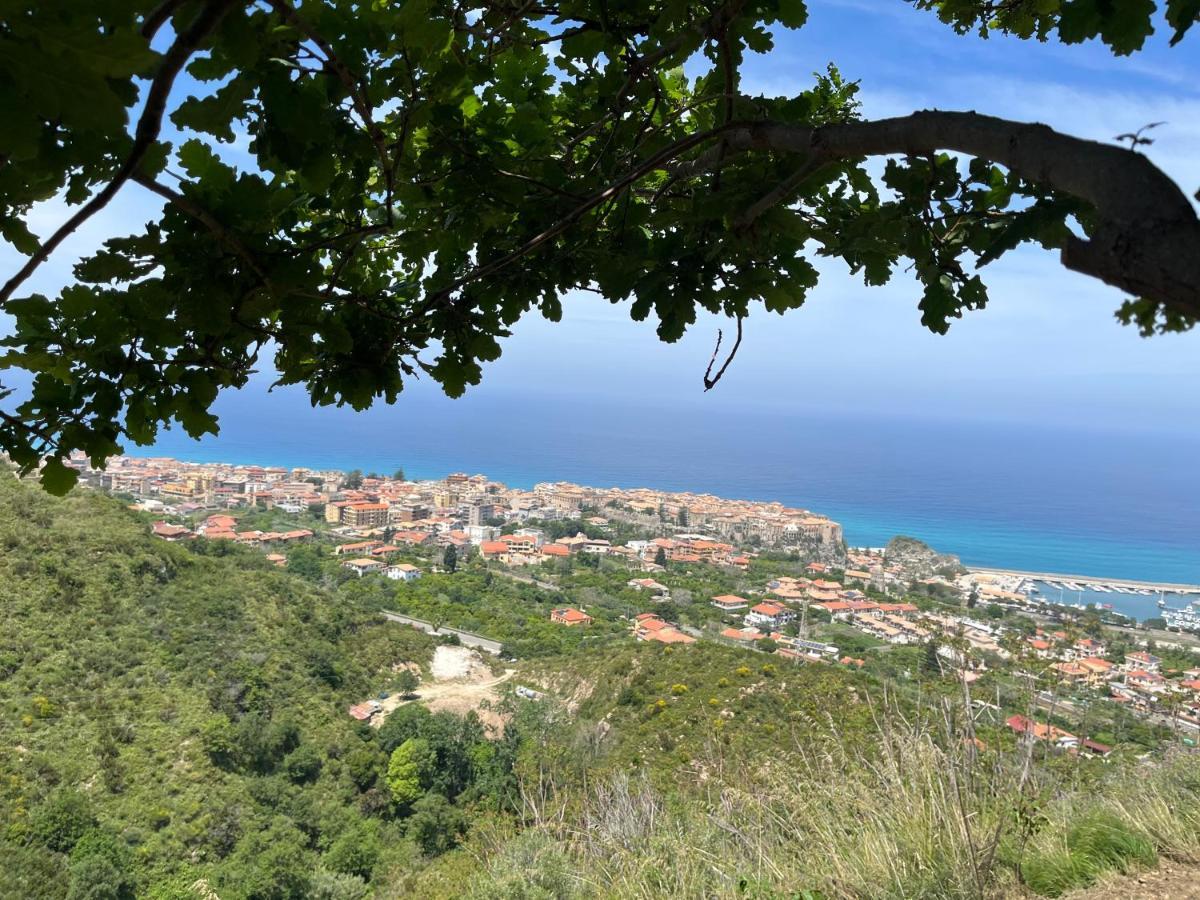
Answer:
[
  {"xmin": 0, "ymin": 476, "xmax": 471, "ymax": 897},
  {"xmin": 2, "ymin": 476, "xmax": 1200, "ymax": 899}
]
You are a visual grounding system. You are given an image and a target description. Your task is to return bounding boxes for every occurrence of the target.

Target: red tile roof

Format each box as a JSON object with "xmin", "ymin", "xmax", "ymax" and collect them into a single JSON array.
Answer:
[
  {"xmin": 750, "ymin": 602, "xmax": 784, "ymax": 616},
  {"xmin": 712, "ymin": 594, "xmax": 748, "ymax": 606},
  {"xmin": 551, "ymin": 607, "xmax": 592, "ymax": 624},
  {"xmin": 645, "ymin": 628, "xmax": 696, "ymax": 644},
  {"xmin": 721, "ymin": 627, "xmax": 764, "ymax": 641}
]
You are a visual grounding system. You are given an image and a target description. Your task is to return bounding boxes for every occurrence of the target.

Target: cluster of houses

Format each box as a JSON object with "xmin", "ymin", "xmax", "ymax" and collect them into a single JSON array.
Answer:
[
  {"xmin": 1003, "ymin": 715, "xmax": 1113, "ymax": 757},
  {"xmin": 151, "ymin": 514, "xmax": 314, "ymax": 547},
  {"xmin": 333, "ymin": 540, "xmax": 424, "ymax": 581},
  {"xmin": 528, "ymin": 482, "xmax": 844, "ymax": 552},
  {"xmin": 543, "ymin": 605, "xmax": 699, "ymax": 646},
  {"xmin": 1026, "ymin": 634, "xmax": 1200, "ymax": 723},
  {"xmin": 473, "ymin": 531, "xmax": 760, "ymax": 573}
]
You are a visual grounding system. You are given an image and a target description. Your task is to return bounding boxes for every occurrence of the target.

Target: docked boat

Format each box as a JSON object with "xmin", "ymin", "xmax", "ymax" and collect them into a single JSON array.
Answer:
[{"xmin": 1163, "ymin": 600, "xmax": 1200, "ymax": 633}]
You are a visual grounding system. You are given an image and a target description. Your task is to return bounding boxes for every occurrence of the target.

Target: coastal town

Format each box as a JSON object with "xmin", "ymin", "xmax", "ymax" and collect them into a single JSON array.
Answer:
[{"xmin": 72, "ymin": 453, "xmax": 1200, "ymax": 748}]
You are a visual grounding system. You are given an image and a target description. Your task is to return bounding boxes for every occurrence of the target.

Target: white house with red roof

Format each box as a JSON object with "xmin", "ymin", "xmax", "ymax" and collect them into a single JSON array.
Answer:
[
  {"xmin": 711, "ymin": 594, "xmax": 749, "ymax": 611},
  {"xmin": 745, "ymin": 601, "xmax": 793, "ymax": 629},
  {"xmin": 385, "ymin": 563, "xmax": 422, "ymax": 582},
  {"xmin": 1006, "ymin": 715, "xmax": 1078, "ymax": 750},
  {"xmin": 1124, "ymin": 651, "xmax": 1162, "ymax": 673}
]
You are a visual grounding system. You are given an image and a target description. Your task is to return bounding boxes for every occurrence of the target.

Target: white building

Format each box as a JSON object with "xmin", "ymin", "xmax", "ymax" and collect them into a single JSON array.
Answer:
[{"xmin": 386, "ymin": 563, "xmax": 422, "ymax": 582}]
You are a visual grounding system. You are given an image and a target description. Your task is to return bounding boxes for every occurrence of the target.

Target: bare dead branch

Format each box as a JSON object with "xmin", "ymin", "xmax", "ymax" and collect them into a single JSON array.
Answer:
[{"xmin": 703, "ymin": 314, "xmax": 743, "ymax": 390}]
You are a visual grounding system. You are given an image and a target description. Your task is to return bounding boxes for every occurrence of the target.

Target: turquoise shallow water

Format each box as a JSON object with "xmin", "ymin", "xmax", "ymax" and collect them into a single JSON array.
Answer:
[{"xmin": 146, "ymin": 382, "xmax": 1200, "ymax": 588}]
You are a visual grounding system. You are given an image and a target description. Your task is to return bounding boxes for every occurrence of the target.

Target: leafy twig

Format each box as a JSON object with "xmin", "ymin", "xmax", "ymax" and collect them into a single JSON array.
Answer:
[{"xmin": 0, "ymin": 0, "xmax": 238, "ymax": 306}]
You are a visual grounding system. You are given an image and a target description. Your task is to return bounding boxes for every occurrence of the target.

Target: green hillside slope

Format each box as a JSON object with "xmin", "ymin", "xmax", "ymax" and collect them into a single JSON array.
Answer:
[{"xmin": 2, "ymin": 476, "xmax": 1199, "ymax": 899}]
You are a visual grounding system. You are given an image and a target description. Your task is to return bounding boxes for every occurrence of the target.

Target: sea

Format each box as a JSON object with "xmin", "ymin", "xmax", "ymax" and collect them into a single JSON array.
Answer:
[{"xmin": 141, "ymin": 377, "xmax": 1200, "ymax": 620}]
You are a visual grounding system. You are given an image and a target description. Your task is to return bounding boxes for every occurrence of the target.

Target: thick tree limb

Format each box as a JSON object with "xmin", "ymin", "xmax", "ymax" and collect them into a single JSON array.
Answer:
[
  {"xmin": 0, "ymin": 0, "xmax": 237, "ymax": 306},
  {"xmin": 140, "ymin": 0, "xmax": 189, "ymax": 39},
  {"xmin": 444, "ymin": 110, "xmax": 1200, "ymax": 318},
  {"xmin": 723, "ymin": 112, "xmax": 1200, "ymax": 317}
]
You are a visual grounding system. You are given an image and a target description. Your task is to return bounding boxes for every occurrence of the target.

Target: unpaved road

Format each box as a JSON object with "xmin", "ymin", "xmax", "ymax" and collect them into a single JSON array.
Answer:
[{"xmin": 1067, "ymin": 862, "xmax": 1200, "ymax": 899}]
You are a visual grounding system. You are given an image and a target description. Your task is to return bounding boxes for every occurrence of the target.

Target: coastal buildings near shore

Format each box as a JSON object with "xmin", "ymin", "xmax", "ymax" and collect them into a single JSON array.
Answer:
[
  {"xmin": 68, "ymin": 454, "xmax": 845, "ymax": 560},
  {"xmin": 959, "ymin": 569, "xmax": 1200, "ymax": 634},
  {"xmin": 68, "ymin": 454, "xmax": 1200, "ymax": 635},
  {"xmin": 62, "ymin": 452, "xmax": 1200, "ymax": 734}
]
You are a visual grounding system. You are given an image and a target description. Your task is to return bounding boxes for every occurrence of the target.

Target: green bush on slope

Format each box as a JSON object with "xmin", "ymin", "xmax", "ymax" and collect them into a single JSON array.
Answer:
[{"xmin": 0, "ymin": 475, "xmax": 505, "ymax": 896}]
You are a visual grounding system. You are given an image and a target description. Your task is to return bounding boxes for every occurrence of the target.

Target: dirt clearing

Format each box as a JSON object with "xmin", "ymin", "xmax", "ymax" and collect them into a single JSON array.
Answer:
[
  {"xmin": 1067, "ymin": 862, "xmax": 1200, "ymax": 899},
  {"xmin": 375, "ymin": 646, "xmax": 515, "ymax": 735},
  {"xmin": 430, "ymin": 645, "xmax": 493, "ymax": 681}
]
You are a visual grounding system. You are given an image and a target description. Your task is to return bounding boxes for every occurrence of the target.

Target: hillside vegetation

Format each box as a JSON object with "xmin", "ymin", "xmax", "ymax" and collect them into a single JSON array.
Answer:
[{"xmin": 2, "ymin": 477, "xmax": 1200, "ymax": 898}]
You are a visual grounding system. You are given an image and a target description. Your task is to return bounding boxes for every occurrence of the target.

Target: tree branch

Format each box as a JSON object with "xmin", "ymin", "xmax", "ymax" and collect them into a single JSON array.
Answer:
[
  {"xmin": 732, "ymin": 157, "xmax": 826, "ymax": 232},
  {"xmin": 132, "ymin": 173, "xmax": 273, "ymax": 289},
  {"xmin": 267, "ymin": 0, "xmax": 396, "ymax": 220},
  {"xmin": 703, "ymin": 315, "xmax": 743, "ymax": 390},
  {"xmin": 430, "ymin": 123, "xmax": 738, "ymax": 302},
  {"xmin": 0, "ymin": 0, "xmax": 238, "ymax": 306},
  {"xmin": 721, "ymin": 112, "xmax": 1200, "ymax": 317},
  {"xmin": 141, "ymin": 0, "xmax": 189, "ymax": 39},
  {"xmin": 442, "ymin": 108, "xmax": 1200, "ymax": 321}
]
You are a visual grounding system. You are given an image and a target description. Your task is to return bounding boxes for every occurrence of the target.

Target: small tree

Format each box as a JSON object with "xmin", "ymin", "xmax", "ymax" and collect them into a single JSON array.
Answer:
[
  {"xmin": 344, "ymin": 469, "xmax": 364, "ymax": 490},
  {"xmin": 443, "ymin": 544, "xmax": 458, "ymax": 574},
  {"xmin": 29, "ymin": 791, "xmax": 97, "ymax": 853},
  {"xmin": 654, "ymin": 547, "xmax": 667, "ymax": 567},
  {"xmin": 386, "ymin": 738, "xmax": 434, "ymax": 806},
  {"xmin": 396, "ymin": 669, "xmax": 419, "ymax": 699},
  {"xmin": 922, "ymin": 640, "xmax": 943, "ymax": 677},
  {"xmin": 393, "ymin": 467, "xmax": 405, "ymax": 482},
  {"xmin": 406, "ymin": 793, "xmax": 466, "ymax": 856}
]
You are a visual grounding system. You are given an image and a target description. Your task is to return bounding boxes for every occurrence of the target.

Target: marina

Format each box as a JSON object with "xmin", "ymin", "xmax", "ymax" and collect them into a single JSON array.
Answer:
[
  {"xmin": 968, "ymin": 567, "xmax": 1200, "ymax": 626},
  {"xmin": 971, "ymin": 567, "xmax": 1200, "ymax": 597}
]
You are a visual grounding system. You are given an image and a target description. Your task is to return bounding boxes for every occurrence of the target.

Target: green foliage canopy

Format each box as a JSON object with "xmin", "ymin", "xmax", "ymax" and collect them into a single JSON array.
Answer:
[
  {"xmin": 386, "ymin": 737, "xmax": 436, "ymax": 805},
  {"xmin": 1, "ymin": 1, "xmax": 1199, "ymax": 492}
]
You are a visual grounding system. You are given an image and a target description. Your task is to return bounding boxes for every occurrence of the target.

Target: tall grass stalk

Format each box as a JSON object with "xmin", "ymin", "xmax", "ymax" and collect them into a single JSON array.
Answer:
[{"xmin": 452, "ymin": 696, "xmax": 1200, "ymax": 899}]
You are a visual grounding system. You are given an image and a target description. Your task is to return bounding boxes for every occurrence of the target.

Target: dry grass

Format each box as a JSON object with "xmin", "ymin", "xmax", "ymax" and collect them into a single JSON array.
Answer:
[{"xmin": 443, "ymin": 701, "xmax": 1200, "ymax": 900}]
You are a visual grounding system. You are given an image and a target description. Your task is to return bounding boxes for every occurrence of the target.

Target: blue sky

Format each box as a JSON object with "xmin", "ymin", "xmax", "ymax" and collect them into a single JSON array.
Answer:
[{"xmin": 4, "ymin": 1, "xmax": 1200, "ymax": 436}]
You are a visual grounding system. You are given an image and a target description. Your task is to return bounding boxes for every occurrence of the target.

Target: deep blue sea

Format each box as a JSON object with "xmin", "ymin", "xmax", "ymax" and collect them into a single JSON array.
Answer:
[{"xmin": 143, "ymin": 380, "xmax": 1200, "ymax": 591}]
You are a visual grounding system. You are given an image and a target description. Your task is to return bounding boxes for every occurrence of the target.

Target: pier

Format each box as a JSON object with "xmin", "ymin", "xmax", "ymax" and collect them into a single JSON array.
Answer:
[{"xmin": 970, "ymin": 567, "xmax": 1200, "ymax": 596}]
